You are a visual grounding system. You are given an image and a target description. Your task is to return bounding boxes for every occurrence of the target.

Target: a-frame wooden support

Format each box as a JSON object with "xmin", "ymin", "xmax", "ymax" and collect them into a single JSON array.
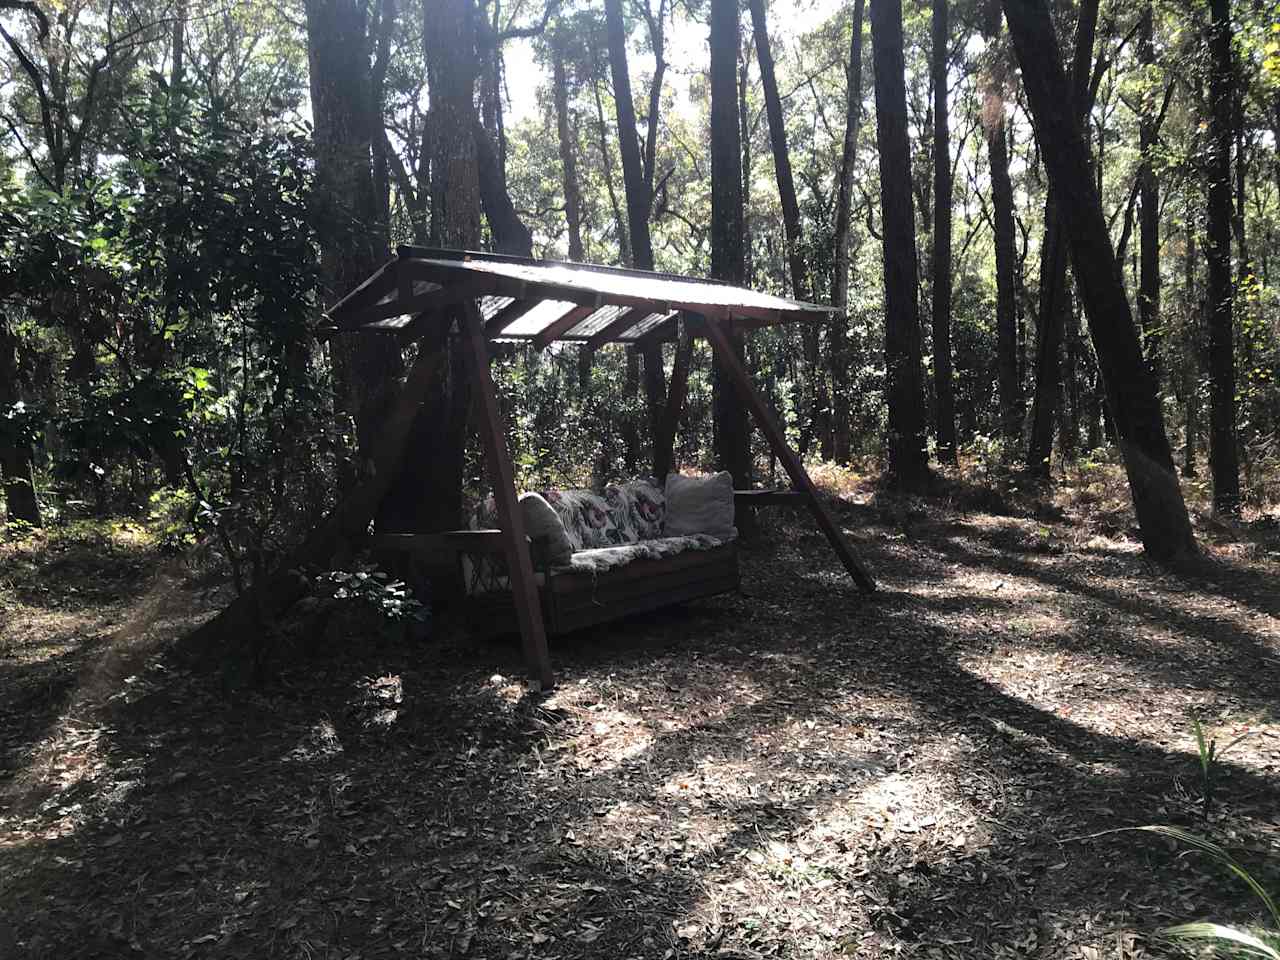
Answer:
[
  {"xmin": 703, "ymin": 317, "xmax": 877, "ymax": 594},
  {"xmin": 459, "ymin": 301, "xmax": 556, "ymax": 689}
]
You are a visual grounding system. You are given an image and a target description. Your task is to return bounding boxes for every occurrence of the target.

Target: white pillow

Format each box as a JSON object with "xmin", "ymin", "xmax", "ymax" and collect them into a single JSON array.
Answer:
[
  {"xmin": 519, "ymin": 492, "xmax": 574, "ymax": 565},
  {"xmin": 663, "ymin": 471, "xmax": 737, "ymax": 540}
]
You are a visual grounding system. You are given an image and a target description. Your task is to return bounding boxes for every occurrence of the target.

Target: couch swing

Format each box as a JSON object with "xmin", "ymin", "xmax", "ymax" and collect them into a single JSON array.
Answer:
[{"xmin": 324, "ymin": 247, "xmax": 877, "ymax": 689}]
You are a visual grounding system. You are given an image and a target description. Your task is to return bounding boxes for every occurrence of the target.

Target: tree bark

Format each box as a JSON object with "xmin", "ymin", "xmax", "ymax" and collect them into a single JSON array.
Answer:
[
  {"xmin": 553, "ymin": 53, "xmax": 585, "ymax": 263},
  {"xmin": 710, "ymin": 0, "xmax": 752, "ymax": 504},
  {"xmin": 747, "ymin": 0, "xmax": 823, "ymax": 455},
  {"xmin": 870, "ymin": 0, "xmax": 930, "ymax": 491},
  {"xmin": 1137, "ymin": 1, "xmax": 1160, "ymax": 385},
  {"xmin": 303, "ymin": 0, "xmax": 403, "ymax": 476},
  {"xmin": 1000, "ymin": 0, "xmax": 1195, "ymax": 560},
  {"xmin": 1205, "ymin": 0, "xmax": 1240, "ymax": 516},
  {"xmin": 1025, "ymin": 0, "xmax": 1098, "ymax": 478},
  {"xmin": 930, "ymin": 0, "xmax": 956, "ymax": 464},
  {"xmin": 378, "ymin": 0, "xmax": 482, "ymax": 536},
  {"xmin": 986, "ymin": 98, "xmax": 1020, "ymax": 447},
  {"xmin": 831, "ymin": 0, "xmax": 866, "ymax": 464},
  {"xmin": 604, "ymin": 0, "xmax": 666, "ymax": 451},
  {"xmin": 0, "ymin": 315, "xmax": 39, "ymax": 525}
]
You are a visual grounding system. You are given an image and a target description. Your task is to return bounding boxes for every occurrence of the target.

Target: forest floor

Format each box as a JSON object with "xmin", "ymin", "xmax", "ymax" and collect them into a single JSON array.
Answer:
[{"xmin": 2, "ymin": 460, "xmax": 1280, "ymax": 960}]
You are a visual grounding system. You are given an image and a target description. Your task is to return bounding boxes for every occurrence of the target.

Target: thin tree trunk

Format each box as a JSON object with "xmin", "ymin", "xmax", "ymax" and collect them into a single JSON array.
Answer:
[
  {"xmin": 870, "ymin": 0, "xmax": 929, "ymax": 491},
  {"xmin": 1025, "ymin": 0, "xmax": 1098, "ymax": 478},
  {"xmin": 554, "ymin": 53, "xmax": 584, "ymax": 263},
  {"xmin": 604, "ymin": 0, "xmax": 666, "ymax": 452},
  {"xmin": 747, "ymin": 0, "xmax": 822, "ymax": 455},
  {"xmin": 0, "ymin": 316, "xmax": 39, "ymax": 525},
  {"xmin": 591, "ymin": 72, "xmax": 631, "ymax": 266},
  {"xmin": 1183, "ymin": 221, "xmax": 1198, "ymax": 479},
  {"xmin": 831, "ymin": 0, "xmax": 866, "ymax": 464},
  {"xmin": 1137, "ymin": 0, "xmax": 1161, "ymax": 385},
  {"xmin": 986, "ymin": 98, "xmax": 1020, "ymax": 447},
  {"xmin": 1000, "ymin": 0, "xmax": 1195, "ymax": 560},
  {"xmin": 930, "ymin": 0, "xmax": 956, "ymax": 464},
  {"xmin": 710, "ymin": 0, "xmax": 753, "ymax": 508},
  {"xmin": 740, "ymin": 33, "xmax": 753, "ymax": 287},
  {"xmin": 1206, "ymin": 0, "xmax": 1240, "ymax": 516}
]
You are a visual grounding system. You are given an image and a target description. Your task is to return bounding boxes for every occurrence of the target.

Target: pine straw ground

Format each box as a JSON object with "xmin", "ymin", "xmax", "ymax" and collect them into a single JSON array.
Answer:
[{"xmin": 2, "ymin": 463, "xmax": 1280, "ymax": 960}]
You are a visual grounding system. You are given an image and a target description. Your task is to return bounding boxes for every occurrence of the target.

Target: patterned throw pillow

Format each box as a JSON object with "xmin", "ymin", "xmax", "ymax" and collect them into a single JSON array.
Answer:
[
  {"xmin": 605, "ymin": 479, "xmax": 665, "ymax": 541},
  {"xmin": 543, "ymin": 489, "xmax": 619, "ymax": 549}
]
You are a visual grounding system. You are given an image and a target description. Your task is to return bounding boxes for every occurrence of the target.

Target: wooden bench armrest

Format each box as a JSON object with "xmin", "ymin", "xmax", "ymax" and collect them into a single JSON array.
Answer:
[
  {"xmin": 372, "ymin": 530, "xmax": 530, "ymax": 555},
  {"xmin": 734, "ymin": 489, "xmax": 810, "ymax": 507}
]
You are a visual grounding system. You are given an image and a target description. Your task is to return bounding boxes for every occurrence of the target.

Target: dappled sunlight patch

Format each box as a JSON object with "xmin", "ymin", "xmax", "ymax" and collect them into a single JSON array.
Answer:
[
  {"xmin": 284, "ymin": 718, "xmax": 343, "ymax": 763},
  {"xmin": 350, "ymin": 673, "xmax": 402, "ymax": 728}
]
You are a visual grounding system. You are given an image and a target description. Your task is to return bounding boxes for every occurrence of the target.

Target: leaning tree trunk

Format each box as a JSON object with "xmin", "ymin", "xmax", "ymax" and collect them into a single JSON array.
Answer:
[
  {"xmin": 870, "ymin": 0, "xmax": 930, "ymax": 491},
  {"xmin": 830, "ymin": 0, "xmax": 866, "ymax": 464},
  {"xmin": 1000, "ymin": 0, "xmax": 1196, "ymax": 561},
  {"xmin": 1026, "ymin": 0, "xmax": 1098, "ymax": 478},
  {"xmin": 1205, "ymin": 0, "xmax": 1240, "ymax": 516},
  {"xmin": 710, "ymin": 0, "xmax": 753, "ymax": 505},
  {"xmin": 930, "ymin": 0, "xmax": 956, "ymax": 464},
  {"xmin": 604, "ymin": 0, "xmax": 667, "ymax": 457},
  {"xmin": 986, "ymin": 96, "xmax": 1021, "ymax": 448},
  {"xmin": 0, "ymin": 316, "xmax": 39, "ymax": 525},
  {"xmin": 748, "ymin": 0, "xmax": 822, "ymax": 455}
]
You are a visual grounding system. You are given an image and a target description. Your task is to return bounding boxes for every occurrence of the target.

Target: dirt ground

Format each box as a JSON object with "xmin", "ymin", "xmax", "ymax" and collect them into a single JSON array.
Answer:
[{"xmin": 2, "ymin": 466, "xmax": 1279, "ymax": 959}]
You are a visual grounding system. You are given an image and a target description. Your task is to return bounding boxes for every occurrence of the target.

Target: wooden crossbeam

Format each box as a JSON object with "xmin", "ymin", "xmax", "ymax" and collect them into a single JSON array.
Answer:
[
  {"xmin": 585, "ymin": 306, "xmax": 652, "ymax": 350},
  {"xmin": 460, "ymin": 301, "xmax": 555, "ymax": 689},
  {"xmin": 533, "ymin": 302, "xmax": 599, "ymax": 349},
  {"xmin": 702, "ymin": 317, "xmax": 876, "ymax": 594},
  {"xmin": 327, "ymin": 260, "xmax": 398, "ymax": 320},
  {"xmin": 486, "ymin": 298, "xmax": 539, "ymax": 336}
]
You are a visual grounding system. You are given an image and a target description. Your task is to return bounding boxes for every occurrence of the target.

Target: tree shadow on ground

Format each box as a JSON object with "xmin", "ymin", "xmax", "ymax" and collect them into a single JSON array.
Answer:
[{"xmin": 2, "ymin": 504, "xmax": 1279, "ymax": 959}]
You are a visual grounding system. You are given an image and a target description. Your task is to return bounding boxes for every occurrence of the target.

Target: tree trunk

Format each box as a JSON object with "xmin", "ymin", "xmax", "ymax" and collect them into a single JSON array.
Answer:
[
  {"xmin": 1000, "ymin": 0, "xmax": 1195, "ymax": 560},
  {"xmin": 1182, "ymin": 221, "xmax": 1199, "ymax": 479},
  {"xmin": 986, "ymin": 98, "xmax": 1020, "ymax": 448},
  {"xmin": 1137, "ymin": 0, "xmax": 1161, "ymax": 385},
  {"xmin": 591, "ymin": 71, "xmax": 632, "ymax": 266},
  {"xmin": 831, "ymin": 0, "xmax": 866, "ymax": 464},
  {"xmin": 0, "ymin": 316, "xmax": 39, "ymax": 525},
  {"xmin": 378, "ymin": 0, "xmax": 482, "ymax": 536},
  {"xmin": 930, "ymin": 0, "xmax": 956, "ymax": 465},
  {"xmin": 604, "ymin": 0, "xmax": 666, "ymax": 452},
  {"xmin": 740, "ymin": 40, "xmax": 754, "ymax": 286},
  {"xmin": 747, "ymin": 0, "xmax": 821, "ymax": 454},
  {"xmin": 304, "ymin": 0, "xmax": 403, "ymax": 476},
  {"xmin": 554, "ymin": 53, "xmax": 585, "ymax": 263},
  {"xmin": 474, "ymin": 122, "xmax": 533, "ymax": 256},
  {"xmin": 870, "ymin": 0, "xmax": 929, "ymax": 491},
  {"xmin": 710, "ymin": 0, "xmax": 752, "ymax": 504},
  {"xmin": 1205, "ymin": 0, "xmax": 1240, "ymax": 516},
  {"xmin": 1025, "ymin": 0, "xmax": 1098, "ymax": 478}
]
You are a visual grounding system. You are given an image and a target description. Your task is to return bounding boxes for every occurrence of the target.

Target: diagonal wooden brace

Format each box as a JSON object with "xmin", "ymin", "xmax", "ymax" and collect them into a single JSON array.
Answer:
[{"xmin": 702, "ymin": 317, "xmax": 877, "ymax": 594}]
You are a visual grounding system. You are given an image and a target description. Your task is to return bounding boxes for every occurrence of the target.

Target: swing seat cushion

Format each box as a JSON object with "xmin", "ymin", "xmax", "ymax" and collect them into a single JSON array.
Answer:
[{"xmin": 463, "ymin": 477, "xmax": 737, "ymax": 596}]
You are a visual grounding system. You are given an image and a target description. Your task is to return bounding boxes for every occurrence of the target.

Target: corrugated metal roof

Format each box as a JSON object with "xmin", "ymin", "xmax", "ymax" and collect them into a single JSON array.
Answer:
[{"xmin": 327, "ymin": 248, "xmax": 836, "ymax": 345}]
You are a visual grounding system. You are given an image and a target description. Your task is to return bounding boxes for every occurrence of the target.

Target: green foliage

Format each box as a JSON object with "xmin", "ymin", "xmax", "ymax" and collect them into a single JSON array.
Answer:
[
  {"xmin": 317, "ymin": 567, "xmax": 429, "ymax": 624},
  {"xmin": 1127, "ymin": 825, "xmax": 1280, "ymax": 957},
  {"xmin": 1191, "ymin": 715, "xmax": 1255, "ymax": 817}
]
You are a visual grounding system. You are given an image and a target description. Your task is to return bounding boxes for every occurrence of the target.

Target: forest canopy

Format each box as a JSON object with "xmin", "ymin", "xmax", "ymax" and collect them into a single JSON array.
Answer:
[{"xmin": 1, "ymin": 0, "xmax": 1277, "ymax": 578}]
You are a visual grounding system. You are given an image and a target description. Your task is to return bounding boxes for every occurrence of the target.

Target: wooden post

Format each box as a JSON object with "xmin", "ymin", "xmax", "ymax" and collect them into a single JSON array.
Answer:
[
  {"xmin": 653, "ymin": 316, "xmax": 692, "ymax": 481},
  {"xmin": 703, "ymin": 317, "xmax": 877, "ymax": 594},
  {"xmin": 459, "ymin": 300, "xmax": 556, "ymax": 689}
]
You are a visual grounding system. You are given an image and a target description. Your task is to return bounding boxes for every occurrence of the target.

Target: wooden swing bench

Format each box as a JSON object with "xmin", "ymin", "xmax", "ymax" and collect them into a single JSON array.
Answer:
[{"xmin": 323, "ymin": 247, "xmax": 877, "ymax": 689}]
